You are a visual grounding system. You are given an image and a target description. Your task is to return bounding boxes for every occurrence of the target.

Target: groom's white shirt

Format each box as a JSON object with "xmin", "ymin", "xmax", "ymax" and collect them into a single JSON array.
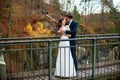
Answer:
[
  {"xmin": 68, "ymin": 19, "xmax": 73, "ymax": 27},
  {"xmin": 63, "ymin": 19, "xmax": 73, "ymax": 33},
  {"xmin": 61, "ymin": 19, "xmax": 73, "ymax": 34}
]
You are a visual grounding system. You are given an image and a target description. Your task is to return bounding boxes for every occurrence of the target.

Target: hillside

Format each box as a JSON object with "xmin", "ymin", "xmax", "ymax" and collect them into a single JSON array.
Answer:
[
  {"xmin": 80, "ymin": 13, "xmax": 117, "ymax": 34},
  {"xmin": 0, "ymin": 0, "xmax": 59, "ymax": 37},
  {"xmin": 0, "ymin": 0, "xmax": 119, "ymax": 37}
]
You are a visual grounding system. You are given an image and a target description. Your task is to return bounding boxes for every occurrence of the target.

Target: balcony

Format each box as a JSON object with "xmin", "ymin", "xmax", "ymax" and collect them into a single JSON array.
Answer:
[{"xmin": 0, "ymin": 33, "xmax": 120, "ymax": 80}]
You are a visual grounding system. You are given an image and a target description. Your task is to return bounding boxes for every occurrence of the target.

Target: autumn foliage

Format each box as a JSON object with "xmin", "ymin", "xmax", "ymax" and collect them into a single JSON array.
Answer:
[{"xmin": 24, "ymin": 21, "xmax": 54, "ymax": 37}]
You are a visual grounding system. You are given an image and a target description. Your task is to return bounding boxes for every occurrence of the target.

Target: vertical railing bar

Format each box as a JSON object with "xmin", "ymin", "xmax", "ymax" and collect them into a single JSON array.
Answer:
[
  {"xmin": 10, "ymin": 52, "xmax": 12, "ymax": 80},
  {"xmin": 22, "ymin": 50, "xmax": 24, "ymax": 80},
  {"xmin": 43, "ymin": 49, "xmax": 45, "ymax": 79},
  {"xmin": 4, "ymin": 50, "xmax": 6, "ymax": 80},
  {"xmin": 14, "ymin": 51, "xmax": 16, "ymax": 76},
  {"xmin": 48, "ymin": 41, "xmax": 53, "ymax": 80},
  {"xmin": 27, "ymin": 55, "xmax": 30, "ymax": 80},
  {"xmin": 4, "ymin": 64, "xmax": 6, "ymax": 80},
  {"xmin": 118, "ymin": 37, "xmax": 120, "ymax": 59},
  {"xmin": 14, "ymin": 52, "xmax": 15, "ymax": 74},
  {"xmin": 89, "ymin": 42, "xmax": 91, "ymax": 79},
  {"xmin": 38, "ymin": 48, "xmax": 41, "ymax": 79},
  {"xmin": 16, "ymin": 51, "xmax": 18, "ymax": 79},
  {"xmin": 26, "ymin": 48, "xmax": 30, "ymax": 80},
  {"xmin": 96, "ymin": 39, "xmax": 99, "ymax": 78},
  {"xmin": 85, "ymin": 40, "xmax": 88, "ymax": 80},
  {"xmin": 30, "ymin": 43, "xmax": 33, "ymax": 71},
  {"xmin": 92, "ymin": 38, "xmax": 97, "ymax": 80}
]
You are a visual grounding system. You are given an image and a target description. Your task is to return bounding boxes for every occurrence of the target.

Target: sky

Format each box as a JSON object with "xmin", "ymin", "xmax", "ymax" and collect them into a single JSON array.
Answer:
[
  {"xmin": 78, "ymin": 0, "xmax": 120, "ymax": 14},
  {"xmin": 113, "ymin": 0, "xmax": 120, "ymax": 5},
  {"xmin": 59, "ymin": 0, "xmax": 120, "ymax": 14}
]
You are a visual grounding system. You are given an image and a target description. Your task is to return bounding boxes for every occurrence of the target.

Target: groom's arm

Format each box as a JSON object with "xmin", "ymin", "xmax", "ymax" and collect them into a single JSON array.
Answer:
[{"xmin": 65, "ymin": 22, "xmax": 78, "ymax": 35}]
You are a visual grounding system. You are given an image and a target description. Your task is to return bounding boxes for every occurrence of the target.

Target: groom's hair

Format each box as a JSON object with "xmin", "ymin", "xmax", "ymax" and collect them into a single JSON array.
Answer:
[{"xmin": 65, "ymin": 13, "xmax": 73, "ymax": 19}]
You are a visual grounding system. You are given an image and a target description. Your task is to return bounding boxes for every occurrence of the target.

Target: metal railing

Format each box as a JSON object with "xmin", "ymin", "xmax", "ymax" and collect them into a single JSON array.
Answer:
[
  {"xmin": 0, "ymin": 33, "xmax": 119, "ymax": 41},
  {"xmin": 0, "ymin": 34, "xmax": 120, "ymax": 80}
]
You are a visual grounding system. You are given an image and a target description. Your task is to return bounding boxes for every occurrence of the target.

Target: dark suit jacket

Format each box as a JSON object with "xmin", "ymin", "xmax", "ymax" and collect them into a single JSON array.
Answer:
[{"xmin": 65, "ymin": 20, "xmax": 78, "ymax": 45}]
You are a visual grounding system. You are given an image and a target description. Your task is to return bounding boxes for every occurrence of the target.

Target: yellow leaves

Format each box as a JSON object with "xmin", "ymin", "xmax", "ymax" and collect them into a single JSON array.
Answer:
[
  {"xmin": 24, "ymin": 21, "xmax": 53, "ymax": 37},
  {"xmin": 37, "ymin": 22, "xmax": 44, "ymax": 29},
  {"xmin": 24, "ymin": 23, "xmax": 32, "ymax": 32}
]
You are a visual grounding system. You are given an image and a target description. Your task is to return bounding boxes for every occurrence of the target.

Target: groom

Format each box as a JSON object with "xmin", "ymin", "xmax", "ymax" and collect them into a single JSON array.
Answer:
[{"xmin": 63, "ymin": 13, "xmax": 78, "ymax": 71}]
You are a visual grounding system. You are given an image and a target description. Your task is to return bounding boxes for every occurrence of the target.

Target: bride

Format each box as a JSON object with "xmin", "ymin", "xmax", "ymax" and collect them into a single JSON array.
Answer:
[{"xmin": 54, "ymin": 18, "xmax": 76, "ymax": 77}]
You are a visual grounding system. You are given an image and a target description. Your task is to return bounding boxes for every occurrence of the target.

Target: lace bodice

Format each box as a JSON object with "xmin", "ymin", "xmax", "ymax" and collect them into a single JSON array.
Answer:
[{"xmin": 60, "ymin": 25, "xmax": 70, "ymax": 39}]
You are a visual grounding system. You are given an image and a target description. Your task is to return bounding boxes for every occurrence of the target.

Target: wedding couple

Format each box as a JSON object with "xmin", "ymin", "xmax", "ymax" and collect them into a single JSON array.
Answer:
[{"xmin": 54, "ymin": 13, "xmax": 78, "ymax": 78}]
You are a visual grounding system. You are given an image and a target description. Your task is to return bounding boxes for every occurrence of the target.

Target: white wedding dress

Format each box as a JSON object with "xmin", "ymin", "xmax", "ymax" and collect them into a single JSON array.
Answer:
[{"xmin": 54, "ymin": 25, "xmax": 76, "ymax": 77}]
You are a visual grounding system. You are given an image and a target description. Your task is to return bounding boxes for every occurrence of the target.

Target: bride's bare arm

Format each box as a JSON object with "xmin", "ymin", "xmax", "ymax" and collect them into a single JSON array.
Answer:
[
  {"xmin": 64, "ymin": 34, "xmax": 71, "ymax": 37},
  {"xmin": 58, "ymin": 26, "xmax": 71, "ymax": 37},
  {"xmin": 58, "ymin": 28, "xmax": 62, "ymax": 33},
  {"xmin": 57, "ymin": 28, "xmax": 63, "ymax": 36}
]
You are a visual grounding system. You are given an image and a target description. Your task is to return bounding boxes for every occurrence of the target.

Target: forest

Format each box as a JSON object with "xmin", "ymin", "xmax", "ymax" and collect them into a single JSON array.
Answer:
[{"xmin": 0, "ymin": 0, "xmax": 120, "ymax": 38}]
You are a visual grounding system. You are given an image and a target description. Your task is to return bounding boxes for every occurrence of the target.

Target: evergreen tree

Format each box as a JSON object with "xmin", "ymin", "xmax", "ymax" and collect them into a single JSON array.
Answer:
[
  {"xmin": 73, "ymin": 6, "xmax": 80, "ymax": 25},
  {"xmin": 73, "ymin": 6, "xmax": 81, "ymax": 34}
]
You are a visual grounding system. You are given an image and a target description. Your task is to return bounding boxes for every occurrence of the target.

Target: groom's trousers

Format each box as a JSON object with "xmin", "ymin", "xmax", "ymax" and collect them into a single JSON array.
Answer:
[{"xmin": 70, "ymin": 45, "xmax": 78, "ymax": 71}]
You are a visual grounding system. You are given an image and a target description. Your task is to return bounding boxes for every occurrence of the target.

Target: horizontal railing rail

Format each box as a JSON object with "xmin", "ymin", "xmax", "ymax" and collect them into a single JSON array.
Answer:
[
  {"xmin": 0, "ymin": 33, "xmax": 119, "ymax": 41},
  {"xmin": 0, "ymin": 34, "xmax": 120, "ymax": 80},
  {"xmin": 0, "ymin": 36, "xmax": 120, "ymax": 44}
]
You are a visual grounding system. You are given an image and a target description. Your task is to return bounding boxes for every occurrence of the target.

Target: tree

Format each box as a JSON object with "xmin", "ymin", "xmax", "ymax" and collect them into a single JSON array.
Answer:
[
  {"xmin": 73, "ymin": 6, "xmax": 81, "ymax": 24},
  {"xmin": 0, "ymin": 0, "xmax": 13, "ymax": 37},
  {"xmin": 101, "ymin": 0, "xmax": 120, "ymax": 33},
  {"xmin": 101, "ymin": 0, "xmax": 120, "ymax": 56},
  {"xmin": 73, "ymin": 6, "xmax": 81, "ymax": 34},
  {"xmin": 49, "ymin": 0, "xmax": 61, "ymax": 13}
]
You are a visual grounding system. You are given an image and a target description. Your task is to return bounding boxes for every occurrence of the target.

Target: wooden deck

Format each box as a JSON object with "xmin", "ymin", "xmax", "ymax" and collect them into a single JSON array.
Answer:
[{"xmin": 7, "ymin": 60, "xmax": 120, "ymax": 80}]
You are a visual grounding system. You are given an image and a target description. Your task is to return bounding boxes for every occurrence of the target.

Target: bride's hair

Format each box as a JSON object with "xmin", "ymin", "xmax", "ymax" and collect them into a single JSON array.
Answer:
[{"xmin": 58, "ymin": 18, "xmax": 64, "ymax": 30}]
